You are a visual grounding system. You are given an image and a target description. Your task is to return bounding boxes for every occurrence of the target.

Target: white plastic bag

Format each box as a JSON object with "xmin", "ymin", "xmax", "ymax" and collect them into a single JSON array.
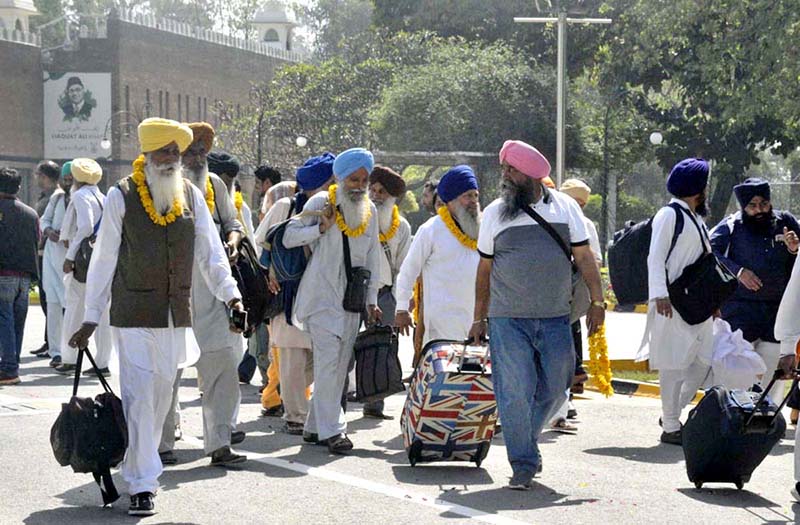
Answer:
[{"xmin": 707, "ymin": 318, "xmax": 766, "ymax": 390}]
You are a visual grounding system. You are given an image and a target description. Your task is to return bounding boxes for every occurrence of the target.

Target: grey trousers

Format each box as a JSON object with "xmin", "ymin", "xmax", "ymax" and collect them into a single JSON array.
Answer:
[{"xmin": 279, "ymin": 347, "xmax": 314, "ymax": 424}]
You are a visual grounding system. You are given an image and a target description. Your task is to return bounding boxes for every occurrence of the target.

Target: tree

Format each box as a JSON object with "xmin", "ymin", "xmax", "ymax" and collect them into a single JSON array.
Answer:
[{"xmin": 294, "ymin": 0, "xmax": 375, "ymax": 61}]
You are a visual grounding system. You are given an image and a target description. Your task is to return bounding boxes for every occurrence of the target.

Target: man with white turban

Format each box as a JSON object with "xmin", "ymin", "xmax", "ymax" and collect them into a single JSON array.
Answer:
[
  {"xmin": 69, "ymin": 117, "xmax": 244, "ymax": 516},
  {"xmin": 283, "ymin": 147, "xmax": 381, "ymax": 453}
]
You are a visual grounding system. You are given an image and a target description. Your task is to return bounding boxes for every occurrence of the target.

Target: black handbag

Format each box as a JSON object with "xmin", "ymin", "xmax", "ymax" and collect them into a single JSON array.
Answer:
[
  {"xmin": 50, "ymin": 347, "xmax": 127, "ymax": 505},
  {"xmin": 667, "ymin": 208, "xmax": 738, "ymax": 325},
  {"xmin": 354, "ymin": 324, "xmax": 405, "ymax": 403},
  {"xmin": 73, "ymin": 195, "xmax": 103, "ymax": 284},
  {"xmin": 341, "ymin": 230, "xmax": 371, "ymax": 313}
]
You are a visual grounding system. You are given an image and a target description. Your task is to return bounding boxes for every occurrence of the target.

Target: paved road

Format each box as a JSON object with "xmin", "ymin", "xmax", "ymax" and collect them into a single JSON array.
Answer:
[{"xmin": 1, "ymin": 309, "xmax": 798, "ymax": 524}]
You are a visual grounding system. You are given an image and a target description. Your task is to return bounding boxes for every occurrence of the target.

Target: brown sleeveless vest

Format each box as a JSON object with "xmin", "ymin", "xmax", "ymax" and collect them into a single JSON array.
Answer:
[{"xmin": 110, "ymin": 176, "xmax": 195, "ymax": 328}]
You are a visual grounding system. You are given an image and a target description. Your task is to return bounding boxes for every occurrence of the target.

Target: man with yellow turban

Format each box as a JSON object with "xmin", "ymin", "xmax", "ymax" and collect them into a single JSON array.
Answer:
[
  {"xmin": 69, "ymin": 118, "xmax": 245, "ymax": 516},
  {"xmin": 55, "ymin": 158, "xmax": 115, "ymax": 377}
]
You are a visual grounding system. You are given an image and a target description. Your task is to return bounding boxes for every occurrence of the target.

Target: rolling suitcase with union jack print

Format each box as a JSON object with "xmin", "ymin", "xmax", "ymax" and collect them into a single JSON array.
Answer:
[{"xmin": 401, "ymin": 339, "xmax": 498, "ymax": 467}]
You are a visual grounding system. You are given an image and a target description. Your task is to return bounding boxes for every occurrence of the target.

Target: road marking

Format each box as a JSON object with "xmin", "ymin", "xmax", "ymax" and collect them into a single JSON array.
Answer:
[{"xmin": 181, "ymin": 435, "xmax": 529, "ymax": 525}]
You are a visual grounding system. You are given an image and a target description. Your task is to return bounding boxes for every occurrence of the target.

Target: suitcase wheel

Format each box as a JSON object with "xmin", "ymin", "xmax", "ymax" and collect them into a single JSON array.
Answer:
[
  {"xmin": 694, "ymin": 482, "xmax": 703, "ymax": 490},
  {"xmin": 735, "ymin": 480, "xmax": 744, "ymax": 490},
  {"xmin": 473, "ymin": 442, "xmax": 490, "ymax": 468},
  {"xmin": 408, "ymin": 440, "xmax": 423, "ymax": 467}
]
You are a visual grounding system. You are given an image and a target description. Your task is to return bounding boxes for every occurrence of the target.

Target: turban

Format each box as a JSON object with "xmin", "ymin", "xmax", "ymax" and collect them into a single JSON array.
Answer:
[
  {"xmin": 542, "ymin": 176, "xmax": 556, "ymax": 189},
  {"xmin": 734, "ymin": 177, "xmax": 771, "ymax": 208},
  {"xmin": 370, "ymin": 166, "xmax": 406, "ymax": 198},
  {"xmin": 438, "ymin": 165, "xmax": 478, "ymax": 203},
  {"xmin": 666, "ymin": 158, "xmax": 709, "ymax": 197},
  {"xmin": 333, "ymin": 147, "xmax": 374, "ymax": 180},
  {"xmin": 499, "ymin": 140, "xmax": 551, "ymax": 179},
  {"xmin": 60, "ymin": 161, "xmax": 72, "ymax": 178},
  {"xmin": 71, "ymin": 158, "xmax": 102, "ymax": 185},
  {"xmin": 186, "ymin": 122, "xmax": 215, "ymax": 152},
  {"xmin": 560, "ymin": 178, "xmax": 591, "ymax": 203},
  {"xmin": 138, "ymin": 117, "xmax": 193, "ymax": 154},
  {"xmin": 207, "ymin": 151, "xmax": 240, "ymax": 177},
  {"xmin": 297, "ymin": 152, "xmax": 335, "ymax": 191}
]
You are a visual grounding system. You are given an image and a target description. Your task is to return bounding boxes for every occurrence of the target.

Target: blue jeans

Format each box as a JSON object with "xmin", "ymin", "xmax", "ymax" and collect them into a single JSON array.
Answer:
[
  {"xmin": 489, "ymin": 316, "xmax": 574, "ymax": 476},
  {"xmin": 0, "ymin": 275, "xmax": 31, "ymax": 376}
]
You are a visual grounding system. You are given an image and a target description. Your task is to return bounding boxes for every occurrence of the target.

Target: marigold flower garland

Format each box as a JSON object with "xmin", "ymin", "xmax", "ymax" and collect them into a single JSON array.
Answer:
[
  {"xmin": 588, "ymin": 323, "xmax": 614, "ymax": 397},
  {"xmin": 437, "ymin": 206, "xmax": 477, "ymax": 250},
  {"xmin": 328, "ymin": 184, "xmax": 371, "ymax": 238},
  {"xmin": 412, "ymin": 279, "xmax": 422, "ymax": 325},
  {"xmin": 204, "ymin": 176, "xmax": 215, "ymax": 215},
  {"xmin": 234, "ymin": 190, "xmax": 243, "ymax": 213},
  {"xmin": 379, "ymin": 205, "xmax": 400, "ymax": 243},
  {"xmin": 132, "ymin": 155, "xmax": 183, "ymax": 227}
]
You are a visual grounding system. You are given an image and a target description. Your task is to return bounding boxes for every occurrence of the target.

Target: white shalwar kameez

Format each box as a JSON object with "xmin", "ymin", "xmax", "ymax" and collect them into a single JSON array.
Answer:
[
  {"xmin": 283, "ymin": 190, "xmax": 381, "ymax": 441},
  {"xmin": 39, "ymin": 189, "xmax": 68, "ymax": 358},
  {"xmin": 60, "ymin": 185, "xmax": 114, "ymax": 368},
  {"xmin": 83, "ymin": 183, "xmax": 240, "ymax": 495},
  {"xmin": 641, "ymin": 199, "xmax": 714, "ymax": 433},
  {"xmin": 394, "ymin": 214, "xmax": 480, "ymax": 345}
]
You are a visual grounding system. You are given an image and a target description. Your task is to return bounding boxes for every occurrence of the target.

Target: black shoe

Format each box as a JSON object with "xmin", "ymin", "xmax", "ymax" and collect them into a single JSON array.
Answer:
[
  {"xmin": 567, "ymin": 408, "xmax": 578, "ymax": 420},
  {"xmin": 660, "ymin": 430, "xmax": 682, "ymax": 445},
  {"xmin": 231, "ymin": 430, "xmax": 246, "ymax": 445},
  {"xmin": 210, "ymin": 446, "xmax": 247, "ymax": 466},
  {"xmin": 128, "ymin": 492, "xmax": 155, "ymax": 516},
  {"xmin": 48, "ymin": 355, "xmax": 62, "ymax": 368},
  {"xmin": 284, "ymin": 422, "xmax": 304, "ymax": 435},
  {"xmin": 363, "ymin": 408, "xmax": 394, "ymax": 420},
  {"xmin": 83, "ymin": 367, "xmax": 110, "ymax": 377},
  {"xmin": 346, "ymin": 392, "xmax": 358, "ymax": 403},
  {"xmin": 159, "ymin": 450, "xmax": 177, "ymax": 466},
  {"xmin": 31, "ymin": 343, "xmax": 49, "ymax": 356},
  {"xmin": 302, "ymin": 431, "xmax": 319, "ymax": 444},
  {"xmin": 0, "ymin": 371, "xmax": 21, "ymax": 385},
  {"xmin": 55, "ymin": 363, "xmax": 76, "ymax": 375},
  {"xmin": 260, "ymin": 405, "xmax": 284, "ymax": 417},
  {"xmin": 325, "ymin": 433, "xmax": 353, "ymax": 454}
]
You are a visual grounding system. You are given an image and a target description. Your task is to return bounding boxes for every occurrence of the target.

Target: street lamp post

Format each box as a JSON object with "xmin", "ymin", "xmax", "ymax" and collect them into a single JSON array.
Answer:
[{"xmin": 99, "ymin": 108, "xmax": 148, "ymax": 158}]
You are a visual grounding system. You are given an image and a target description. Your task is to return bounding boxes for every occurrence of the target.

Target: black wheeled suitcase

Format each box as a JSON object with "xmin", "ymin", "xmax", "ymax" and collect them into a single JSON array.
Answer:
[{"xmin": 683, "ymin": 371, "xmax": 794, "ymax": 489}]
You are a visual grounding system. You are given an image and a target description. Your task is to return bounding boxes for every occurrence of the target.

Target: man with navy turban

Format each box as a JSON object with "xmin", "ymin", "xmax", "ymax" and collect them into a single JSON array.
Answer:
[
  {"xmin": 709, "ymin": 177, "xmax": 800, "ymax": 393},
  {"xmin": 645, "ymin": 158, "xmax": 715, "ymax": 446},
  {"xmin": 283, "ymin": 147, "xmax": 381, "ymax": 453}
]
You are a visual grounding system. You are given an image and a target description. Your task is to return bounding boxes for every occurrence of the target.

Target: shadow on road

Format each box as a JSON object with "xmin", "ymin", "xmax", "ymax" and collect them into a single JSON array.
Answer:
[
  {"xmin": 24, "ymin": 505, "xmax": 201, "ymax": 524},
  {"xmin": 391, "ymin": 464, "xmax": 495, "ymax": 487},
  {"xmin": 677, "ymin": 487, "xmax": 792, "ymax": 523},
  {"xmin": 438, "ymin": 483, "xmax": 599, "ymax": 513},
  {"xmin": 583, "ymin": 444, "xmax": 685, "ymax": 464}
]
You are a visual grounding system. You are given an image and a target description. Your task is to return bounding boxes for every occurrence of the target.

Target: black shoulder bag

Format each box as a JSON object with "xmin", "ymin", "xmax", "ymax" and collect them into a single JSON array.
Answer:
[
  {"xmin": 341, "ymin": 226, "xmax": 371, "ymax": 313},
  {"xmin": 73, "ymin": 194, "xmax": 103, "ymax": 283},
  {"xmin": 667, "ymin": 207, "xmax": 738, "ymax": 325},
  {"xmin": 521, "ymin": 205, "xmax": 591, "ymax": 323}
]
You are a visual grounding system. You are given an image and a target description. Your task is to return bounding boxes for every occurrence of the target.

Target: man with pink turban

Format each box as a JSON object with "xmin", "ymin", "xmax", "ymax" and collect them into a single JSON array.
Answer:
[{"xmin": 470, "ymin": 140, "xmax": 605, "ymax": 490}]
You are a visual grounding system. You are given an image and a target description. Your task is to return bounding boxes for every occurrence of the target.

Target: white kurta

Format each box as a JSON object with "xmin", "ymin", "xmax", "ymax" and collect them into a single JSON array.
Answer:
[
  {"xmin": 82, "ymin": 182, "xmax": 240, "ymax": 494},
  {"xmin": 378, "ymin": 216, "xmax": 412, "ymax": 289},
  {"xmin": 40, "ymin": 189, "xmax": 68, "ymax": 304},
  {"xmin": 395, "ymin": 215, "xmax": 479, "ymax": 344},
  {"xmin": 65, "ymin": 185, "xmax": 105, "ymax": 261},
  {"xmin": 642, "ymin": 199, "xmax": 714, "ymax": 370}
]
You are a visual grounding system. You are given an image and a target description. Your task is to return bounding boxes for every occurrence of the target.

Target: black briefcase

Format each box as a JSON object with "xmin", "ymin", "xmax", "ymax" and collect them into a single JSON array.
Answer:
[{"xmin": 354, "ymin": 324, "xmax": 405, "ymax": 403}]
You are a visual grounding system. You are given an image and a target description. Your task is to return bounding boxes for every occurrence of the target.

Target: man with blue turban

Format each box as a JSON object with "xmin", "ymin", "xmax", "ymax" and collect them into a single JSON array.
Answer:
[
  {"xmin": 645, "ymin": 158, "xmax": 715, "ymax": 446},
  {"xmin": 709, "ymin": 178, "xmax": 800, "ymax": 392},
  {"xmin": 283, "ymin": 147, "xmax": 381, "ymax": 453}
]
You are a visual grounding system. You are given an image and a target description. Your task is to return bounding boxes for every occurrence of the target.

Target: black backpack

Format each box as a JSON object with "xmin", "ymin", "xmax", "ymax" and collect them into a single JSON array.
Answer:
[
  {"xmin": 50, "ymin": 347, "xmax": 127, "ymax": 505},
  {"xmin": 230, "ymin": 236, "xmax": 272, "ymax": 337},
  {"xmin": 607, "ymin": 203, "xmax": 685, "ymax": 305}
]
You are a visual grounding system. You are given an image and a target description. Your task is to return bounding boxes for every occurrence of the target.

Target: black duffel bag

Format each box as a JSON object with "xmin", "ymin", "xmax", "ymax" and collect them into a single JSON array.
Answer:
[
  {"xmin": 668, "ymin": 209, "xmax": 738, "ymax": 325},
  {"xmin": 50, "ymin": 347, "xmax": 127, "ymax": 505},
  {"xmin": 354, "ymin": 324, "xmax": 405, "ymax": 403}
]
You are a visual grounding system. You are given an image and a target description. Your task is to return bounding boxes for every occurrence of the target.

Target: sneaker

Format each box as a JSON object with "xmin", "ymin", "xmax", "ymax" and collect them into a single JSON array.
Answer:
[
  {"xmin": 231, "ymin": 430, "xmax": 246, "ymax": 445},
  {"xmin": 260, "ymin": 405, "xmax": 284, "ymax": 418},
  {"xmin": 159, "ymin": 450, "xmax": 178, "ymax": 466},
  {"xmin": 284, "ymin": 421, "xmax": 305, "ymax": 435},
  {"xmin": 791, "ymin": 482, "xmax": 800, "ymax": 503},
  {"xmin": 210, "ymin": 446, "xmax": 247, "ymax": 466},
  {"xmin": 128, "ymin": 492, "xmax": 155, "ymax": 516},
  {"xmin": 0, "ymin": 371, "xmax": 21, "ymax": 385},
  {"xmin": 48, "ymin": 355, "xmax": 62, "ymax": 368},
  {"xmin": 83, "ymin": 367, "xmax": 111, "ymax": 377},
  {"xmin": 302, "ymin": 431, "xmax": 319, "ymax": 444},
  {"xmin": 660, "ymin": 430, "xmax": 682, "ymax": 445},
  {"xmin": 363, "ymin": 408, "xmax": 394, "ymax": 420},
  {"xmin": 31, "ymin": 343, "xmax": 49, "ymax": 356},
  {"xmin": 325, "ymin": 433, "xmax": 353, "ymax": 454},
  {"xmin": 55, "ymin": 363, "xmax": 76, "ymax": 375},
  {"xmin": 507, "ymin": 471, "xmax": 534, "ymax": 491}
]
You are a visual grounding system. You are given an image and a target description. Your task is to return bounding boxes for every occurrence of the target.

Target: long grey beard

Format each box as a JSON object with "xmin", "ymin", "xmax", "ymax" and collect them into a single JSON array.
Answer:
[
  {"xmin": 145, "ymin": 159, "xmax": 185, "ymax": 214},
  {"xmin": 500, "ymin": 178, "xmax": 536, "ymax": 221},
  {"xmin": 376, "ymin": 197, "xmax": 397, "ymax": 233},
  {"xmin": 185, "ymin": 163, "xmax": 209, "ymax": 193},
  {"xmin": 337, "ymin": 186, "xmax": 369, "ymax": 230},
  {"xmin": 453, "ymin": 204, "xmax": 481, "ymax": 239}
]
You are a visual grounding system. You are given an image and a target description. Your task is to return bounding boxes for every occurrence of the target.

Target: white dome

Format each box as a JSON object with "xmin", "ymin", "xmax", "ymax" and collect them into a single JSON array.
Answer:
[{"xmin": 252, "ymin": 2, "xmax": 296, "ymax": 25}]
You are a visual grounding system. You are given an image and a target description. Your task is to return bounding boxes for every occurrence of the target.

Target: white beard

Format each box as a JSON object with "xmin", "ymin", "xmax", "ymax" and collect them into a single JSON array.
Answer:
[
  {"xmin": 185, "ymin": 163, "xmax": 209, "ymax": 194},
  {"xmin": 145, "ymin": 156, "xmax": 185, "ymax": 214},
  {"xmin": 337, "ymin": 186, "xmax": 370, "ymax": 230},
  {"xmin": 375, "ymin": 197, "xmax": 397, "ymax": 233},
  {"xmin": 453, "ymin": 203, "xmax": 481, "ymax": 239}
]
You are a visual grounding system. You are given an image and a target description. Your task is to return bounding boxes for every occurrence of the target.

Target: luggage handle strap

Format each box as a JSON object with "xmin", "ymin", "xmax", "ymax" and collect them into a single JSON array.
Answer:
[
  {"xmin": 72, "ymin": 346, "xmax": 115, "ymax": 398},
  {"xmin": 745, "ymin": 368, "xmax": 800, "ymax": 428}
]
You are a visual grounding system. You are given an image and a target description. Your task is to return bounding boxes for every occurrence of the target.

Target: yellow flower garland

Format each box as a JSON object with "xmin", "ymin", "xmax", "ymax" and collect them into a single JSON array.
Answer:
[
  {"xmin": 412, "ymin": 278, "xmax": 422, "ymax": 325},
  {"xmin": 132, "ymin": 155, "xmax": 183, "ymax": 227},
  {"xmin": 204, "ymin": 176, "xmax": 215, "ymax": 215},
  {"xmin": 379, "ymin": 205, "xmax": 400, "ymax": 243},
  {"xmin": 234, "ymin": 190, "xmax": 243, "ymax": 213},
  {"xmin": 437, "ymin": 206, "xmax": 477, "ymax": 250},
  {"xmin": 328, "ymin": 184, "xmax": 372, "ymax": 238},
  {"xmin": 588, "ymin": 323, "xmax": 614, "ymax": 397}
]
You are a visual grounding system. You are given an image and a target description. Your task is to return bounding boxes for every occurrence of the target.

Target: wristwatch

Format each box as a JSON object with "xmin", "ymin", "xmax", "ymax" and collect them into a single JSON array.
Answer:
[{"xmin": 590, "ymin": 300, "xmax": 607, "ymax": 310}]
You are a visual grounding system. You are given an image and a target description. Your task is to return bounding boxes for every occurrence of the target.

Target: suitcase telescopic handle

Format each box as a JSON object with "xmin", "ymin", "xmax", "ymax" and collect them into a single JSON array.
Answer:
[
  {"xmin": 745, "ymin": 368, "xmax": 800, "ymax": 428},
  {"xmin": 458, "ymin": 337, "xmax": 490, "ymax": 375}
]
